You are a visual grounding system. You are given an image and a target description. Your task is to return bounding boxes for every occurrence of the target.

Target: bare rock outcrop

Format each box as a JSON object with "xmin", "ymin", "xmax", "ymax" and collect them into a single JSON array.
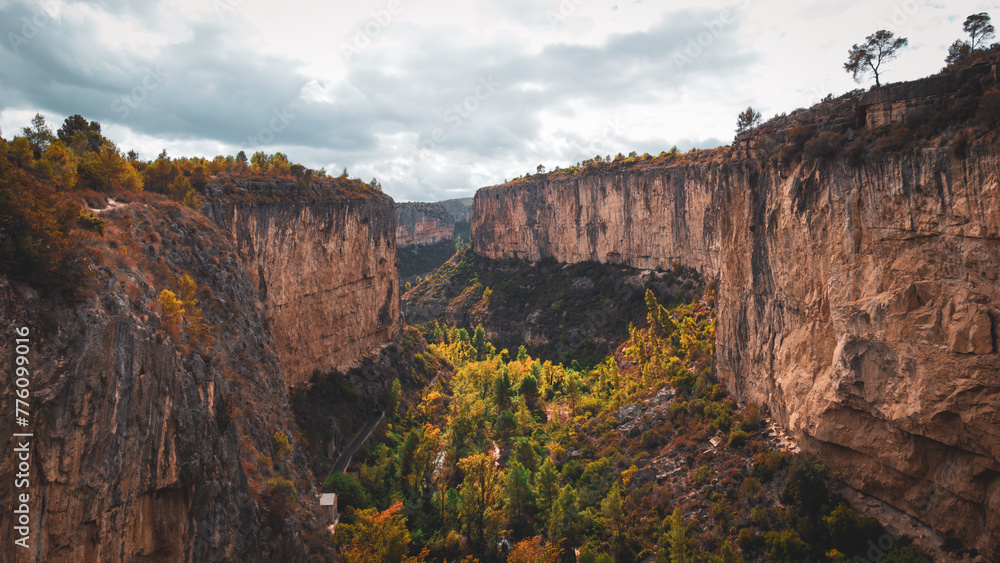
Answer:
[
  {"xmin": 206, "ymin": 196, "xmax": 401, "ymax": 387},
  {"xmin": 396, "ymin": 202, "xmax": 455, "ymax": 246},
  {"xmin": 0, "ymin": 200, "xmax": 330, "ymax": 562}
]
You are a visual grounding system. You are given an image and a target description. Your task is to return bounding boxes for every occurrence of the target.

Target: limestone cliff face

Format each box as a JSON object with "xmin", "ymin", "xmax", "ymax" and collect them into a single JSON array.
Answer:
[
  {"xmin": 396, "ymin": 202, "xmax": 455, "ymax": 246},
  {"xmin": 473, "ymin": 168, "xmax": 721, "ymax": 274},
  {"xmin": 438, "ymin": 197, "xmax": 474, "ymax": 223},
  {"xmin": 0, "ymin": 200, "xmax": 328, "ymax": 562},
  {"xmin": 472, "ymin": 147, "xmax": 1000, "ymax": 556},
  {"xmin": 206, "ymin": 196, "xmax": 401, "ymax": 387}
]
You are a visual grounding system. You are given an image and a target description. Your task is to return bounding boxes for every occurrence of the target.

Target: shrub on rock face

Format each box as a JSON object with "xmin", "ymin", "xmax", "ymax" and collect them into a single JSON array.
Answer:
[
  {"xmin": 803, "ymin": 131, "xmax": 846, "ymax": 159},
  {"xmin": 727, "ymin": 429, "xmax": 750, "ymax": 448},
  {"xmin": 262, "ymin": 477, "xmax": 297, "ymax": 530}
]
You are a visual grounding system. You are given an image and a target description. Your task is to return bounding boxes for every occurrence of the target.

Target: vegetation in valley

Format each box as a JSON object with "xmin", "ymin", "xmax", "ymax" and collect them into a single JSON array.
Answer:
[
  {"xmin": 403, "ymin": 247, "xmax": 706, "ymax": 368},
  {"xmin": 398, "ymin": 238, "xmax": 463, "ymax": 291},
  {"xmin": 333, "ymin": 288, "xmax": 930, "ymax": 562}
]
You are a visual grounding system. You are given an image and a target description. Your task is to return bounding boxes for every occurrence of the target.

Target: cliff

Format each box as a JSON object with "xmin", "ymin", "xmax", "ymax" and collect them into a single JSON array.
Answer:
[
  {"xmin": 472, "ymin": 72, "xmax": 1000, "ymax": 557},
  {"xmin": 0, "ymin": 199, "xmax": 324, "ymax": 561},
  {"xmin": 438, "ymin": 197, "xmax": 474, "ymax": 223},
  {"xmin": 473, "ymin": 167, "xmax": 721, "ymax": 274},
  {"xmin": 205, "ymin": 194, "xmax": 400, "ymax": 387},
  {"xmin": 0, "ymin": 183, "xmax": 402, "ymax": 560},
  {"xmin": 396, "ymin": 202, "xmax": 454, "ymax": 246}
]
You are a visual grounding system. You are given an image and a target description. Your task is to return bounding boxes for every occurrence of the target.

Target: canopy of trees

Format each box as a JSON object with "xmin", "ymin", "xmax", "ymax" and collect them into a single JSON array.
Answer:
[{"xmin": 946, "ymin": 12, "xmax": 996, "ymax": 65}]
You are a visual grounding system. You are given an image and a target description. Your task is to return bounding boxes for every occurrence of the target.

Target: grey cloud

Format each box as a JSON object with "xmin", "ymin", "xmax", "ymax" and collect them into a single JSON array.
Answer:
[{"xmin": 1, "ymin": 0, "xmax": 757, "ymax": 199}]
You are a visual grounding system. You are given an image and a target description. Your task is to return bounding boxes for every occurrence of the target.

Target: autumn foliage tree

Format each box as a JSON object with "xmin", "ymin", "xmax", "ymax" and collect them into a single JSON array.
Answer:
[
  {"xmin": 338, "ymin": 502, "xmax": 426, "ymax": 563},
  {"xmin": 158, "ymin": 289, "xmax": 185, "ymax": 337}
]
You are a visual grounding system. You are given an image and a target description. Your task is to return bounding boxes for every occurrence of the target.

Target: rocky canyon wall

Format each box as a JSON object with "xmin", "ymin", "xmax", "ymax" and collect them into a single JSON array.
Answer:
[
  {"xmin": 472, "ymin": 147, "xmax": 1000, "ymax": 556},
  {"xmin": 0, "ymin": 185, "xmax": 402, "ymax": 561},
  {"xmin": 206, "ymin": 195, "xmax": 401, "ymax": 387},
  {"xmin": 396, "ymin": 202, "xmax": 455, "ymax": 246},
  {"xmin": 473, "ymin": 167, "xmax": 722, "ymax": 274},
  {"xmin": 0, "ymin": 199, "xmax": 330, "ymax": 561}
]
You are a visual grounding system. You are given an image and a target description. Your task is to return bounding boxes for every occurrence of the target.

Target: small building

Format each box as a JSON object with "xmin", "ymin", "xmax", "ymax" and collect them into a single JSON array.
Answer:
[{"xmin": 320, "ymin": 493, "xmax": 339, "ymax": 528}]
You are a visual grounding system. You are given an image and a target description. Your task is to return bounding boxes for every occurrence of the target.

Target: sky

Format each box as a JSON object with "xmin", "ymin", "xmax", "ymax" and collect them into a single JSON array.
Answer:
[{"xmin": 1, "ymin": 0, "xmax": 997, "ymax": 201}]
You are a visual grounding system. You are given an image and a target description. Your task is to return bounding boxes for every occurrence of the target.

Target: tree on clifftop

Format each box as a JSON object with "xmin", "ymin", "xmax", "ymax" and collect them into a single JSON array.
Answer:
[
  {"xmin": 964, "ymin": 12, "xmax": 995, "ymax": 50},
  {"xmin": 946, "ymin": 13, "xmax": 995, "ymax": 65},
  {"xmin": 735, "ymin": 106, "xmax": 761, "ymax": 136},
  {"xmin": 844, "ymin": 30, "xmax": 908, "ymax": 87}
]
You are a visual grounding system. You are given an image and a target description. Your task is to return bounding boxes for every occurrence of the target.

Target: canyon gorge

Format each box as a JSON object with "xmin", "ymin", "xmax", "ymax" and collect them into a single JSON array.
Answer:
[{"xmin": 0, "ymin": 54, "xmax": 997, "ymax": 563}]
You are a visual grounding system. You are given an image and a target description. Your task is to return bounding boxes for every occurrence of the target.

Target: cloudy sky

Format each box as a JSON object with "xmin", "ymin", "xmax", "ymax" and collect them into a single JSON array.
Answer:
[{"xmin": 1, "ymin": 0, "xmax": 996, "ymax": 201}]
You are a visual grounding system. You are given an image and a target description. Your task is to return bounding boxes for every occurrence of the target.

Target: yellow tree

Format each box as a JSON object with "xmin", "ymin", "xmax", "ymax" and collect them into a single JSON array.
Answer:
[
  {"xmin": 458, "ymin": 452, "xmax": 504, "ymax": 553},
  {"xmin": 158, "ymin": 289, "xmax": 185, "ymax": 337},
  {"xmin": 178, "ymin": 273, "xmax": 209, "ymax": 342},
  {"xmin": 506, "ymin": 536, "xmax": 558, "ymax": 563},
  {"xmin": 338, "ymin": 501, "xmax": 426, "ymax": 563},
  {"xmin": 37, "ymin": 141, "xmax": 78, "ymax": 190}
]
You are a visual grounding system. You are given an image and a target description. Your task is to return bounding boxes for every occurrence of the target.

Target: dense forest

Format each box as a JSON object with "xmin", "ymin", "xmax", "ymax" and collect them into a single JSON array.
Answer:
[{"xmin": 329, "ymin": 275, "xmax": 930, "ymax": 563}]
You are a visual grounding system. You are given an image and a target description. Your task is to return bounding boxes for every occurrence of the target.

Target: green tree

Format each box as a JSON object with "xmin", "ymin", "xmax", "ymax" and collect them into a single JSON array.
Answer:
[
  {"xmin": 964, "ymin": 12, "xmax": 995, "ymax": 50},
  {"xmin": 519, "ymin": 374, "xmax": 539, "ymax": 410},
  {"xmin": 505, "ymin": 460, "xmax": 534, "ymax": 528},
  {"xmin": 948, "ymin": 13, "xmax": 996, "ymax": 64},
  {"xmin": 715, "ymin": 541, "xmax": 744, "ymax": 563},
  {"xmin": 764, "ymin": 530, "xmax": 809, "ymax": 563},
  {"xmin": 495, "ymin": 410, "xmax": 517, "ymax": 447},
  {"xmin": 844, "ymin": 30, "xmax": 908, "ymax": 87},
  {"xmin": 324, "ymin": 472, "xmax": 373, "ymax": 515},
  {"xmin": 57, "ymin": 115, "xmax": 104, "ymax": 151},
  {"xmin": 946, "ymin": 40, "xmax": 973, "ymax": 64},
  {"xmin": 601, "ymin": 482, "xmax": 625, "ymax": 557},
  {"xmin": 511, "ymin": 438, "xmax": 537, "ymax": 473},
  {"xmin": 179, "ymin": 273, "xmax": 208, "ymax": 340},
  {"xmin": 735, "ymin": 106, "xmax": 762, "ymax": 135},
  {"xmin": 79, "ymin": 140, "xmax": 143, "ymax": 192},
  {"xmin": 21, "ymin": 114, "xmax": 53, "ymax": 158},
  {"xmin": 536, "ymin": 459, "xmax": 560, "ymax": 523},
  {"xmin": 37, "ymin": 141, "xmax": 78, "ymax": 190},
  {"xmin": 516, "ymin": 344, "xmax": 528, "ymax": 361},
  {"xmin": 666, "ymin": 508, "xmax": 690, "ymax": 563},
  {"xmin": 548, "ymin": 485, "xmax": 579, "ymax": 556},
  {"xmin": 458, "ymin": 452, "xmax": 504, "ymax": 553},
  {"xmin": 494, "ymin": 369, "xmax": 512, "ymax": 411},
  {"xmin": 472, "ymin": 324, "xmax": 488, "ymax": 361}
]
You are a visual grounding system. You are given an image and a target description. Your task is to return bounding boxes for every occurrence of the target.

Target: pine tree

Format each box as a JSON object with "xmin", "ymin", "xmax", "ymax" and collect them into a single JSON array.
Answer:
[{"xmin": 158, "ymin": 289, "xmax": 185, "ymax": 337}]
